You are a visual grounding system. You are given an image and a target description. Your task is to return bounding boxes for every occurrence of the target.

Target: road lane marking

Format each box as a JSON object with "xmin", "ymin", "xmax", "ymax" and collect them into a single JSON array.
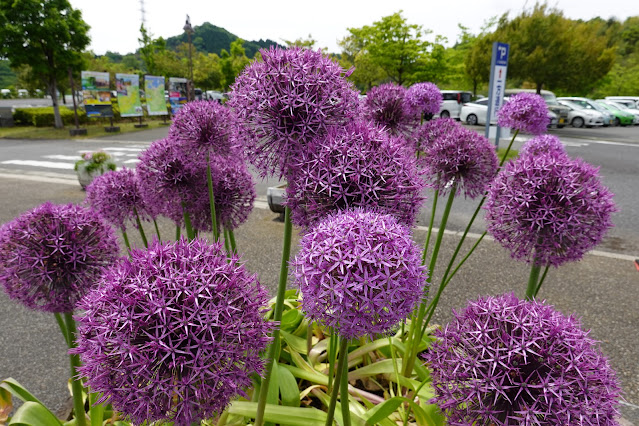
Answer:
[
  {"xmin": 1, "ymin": 160, "xmax": 74, "ymax": 169},
  {"xmin": 0, "ymin": 171, "xmax": 77, "ymax": 185},
  {"xmin": 43, "ymin": 155, "xmax": 81, "ymax": 160}
]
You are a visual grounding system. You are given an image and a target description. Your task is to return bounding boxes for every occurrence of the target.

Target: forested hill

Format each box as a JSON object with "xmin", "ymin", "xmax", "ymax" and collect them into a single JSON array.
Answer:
[{"xmin": 165, "ymin": 22, "xmax": 283, "ymax": 57}]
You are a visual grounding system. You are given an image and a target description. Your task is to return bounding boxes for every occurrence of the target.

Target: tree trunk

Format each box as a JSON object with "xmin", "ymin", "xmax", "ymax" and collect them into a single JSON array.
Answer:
[
  {"xmin": 536, "ymin": 82, "xmax": 544, "ymax": 94},
  {"xmin": 48, "ymin": 77, "xmax": 64, "ymax": 129},
  {"xmin": 61, "ymin": 88, "xmax": 67, "ymax": 105}
]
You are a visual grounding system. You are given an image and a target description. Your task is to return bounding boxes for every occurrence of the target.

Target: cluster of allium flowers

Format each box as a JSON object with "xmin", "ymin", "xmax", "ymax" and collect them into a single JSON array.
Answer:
[
  {"xmin": 424, "ymin": 293, "xmax": 621, "ymax": 425},
  {"xmin": 285, "ymin": 121, "xmax": 425, "ymax": 229},
  {"xmin": 73, "ymin": 238, "xmax": 272, "ymax": 426},
  {"xmin": 168, "ymin": 100, "xmax": 236, "ymax": 156},
  {"xmin": 420, "ymin": 126, "xmax": 499, "ymax": 199},
  {"xmin": 85, "ymin": 168, "xmax": 152, "ymax": 231},
  {"xmin": 209, "ymin": 156, "xmax": 256, "ymax": 231},
  {"xmin": 293, "ymin": 209, "xmax": 427, "ymax": 339},
  {"xmin": 0, "ymin": 202, "xmax": 119, "ymax": 313},
  {"xmin": 363, "ymin": 82, "xmax": 416, "ymax": 136},
  {"xmin": 405, "ymin": 82, "xmax": 443, "ymax": 119},
  {"xmin": 228, "ymin": 46, "xmax": 359, "ymax": 177},
  {"xmin": 485, "ymin": 153, "xmax": 616, "ymax": 266},
  {"xmin": 413, "ymin": 117, "xmax": 461, "ymax": 152},
  {"xmin": 137, "ymin": 138, "xmax": 210, "ymax": 231},
  {"xmin": 498, "ymin": 93, "xmax": 550, "ymax": 134},
  {"xmin": 519, "ymin": 134, "xmax": 567, "ymax": 159}
]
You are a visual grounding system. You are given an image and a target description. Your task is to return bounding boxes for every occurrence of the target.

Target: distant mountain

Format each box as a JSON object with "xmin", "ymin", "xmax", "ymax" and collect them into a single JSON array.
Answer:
[{"xmin": 165, "ymin": 22, "xmax": 283, "ymax": 58}]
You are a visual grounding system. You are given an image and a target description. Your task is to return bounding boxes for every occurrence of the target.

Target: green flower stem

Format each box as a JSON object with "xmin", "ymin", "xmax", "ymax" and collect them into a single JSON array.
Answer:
[
  {"xmin": 89, "ymin": 391, "xmax": 105, "ymax": 426},
  {"xmin": 421, "ymin": 189, "xmax": 439, "ymax": 265},
  {"xmin": 328, "ymin": 330, "xmax": 338, "ymax": 392},
  {"xmin": 526, "ymin": 260, "xmax": 543, "ymax": 300},
  {"xmin": 227, "ymin": 228, "xmax": 237, "ymax": 254},
  {"xmin": 223, "ymin": 227, "xmax": 231, "ymax": 255},
  {"xmin": 499, "ymin": 129, "xmax": 519, "ymax": 168},
  {"xmin": 404, "ymin": 185, "xmax": 456, "ymax": 377},
  {"xmin": 121, "ymin": 230, "xmax": 131, "ymax": 251},
  {"xmin": 182, "ymin": 203, "xmax": 195, "ymax": 241},
  {"xmin": 206, "ymin": 155, "xmax": 220, "ymax": 242},
  {"xmin": 325, "ymin": 337, "xmax": 349, "ymax": 426},
  {"xmin": 255, "ymin": 207, "xmax": 293, "ymax": 426},
  {"xmin": 133, "ymin": 207, "xmax": 148, "ymax": 248},
  {"xmin": 64, "ymin": 312, "xmax": 87, "ymax": 426},
  {"xmin": 153, "ymin": 218, "xmax": 161, "ymax": 241},
  {"xmin": 340, "ymin": 337, "xmax": 351, "ymax": 426},
  {"xmin": 534, "ymin": 265, "xmax": 551, "ymax": 297},
  {"xmin": 54, "ymin": 312, "xmax": 71, "ymax": 348}
]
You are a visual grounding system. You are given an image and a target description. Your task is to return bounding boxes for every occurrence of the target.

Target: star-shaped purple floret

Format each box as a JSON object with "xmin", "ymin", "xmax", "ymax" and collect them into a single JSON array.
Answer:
[
  {"xmin": 405, "ymin": 82, "xmax": 443, "ymax": 118},
  {"xmin": 498, "ymin": 93, "xmax": 550, "ymax": 135}
]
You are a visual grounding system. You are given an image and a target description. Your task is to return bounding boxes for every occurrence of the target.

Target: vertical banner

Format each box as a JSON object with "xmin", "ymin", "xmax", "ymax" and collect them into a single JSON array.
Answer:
[
  {"xmin": 144, "ymin": 75, "xmax": 168, "ymax": 116},
  {"xmin": 485, "ymin": 42, "xmax": 509, "ymax": 143},
  {"xmin": 81, "ymin": 71, "xmax": 113, "ymax": 118},
  {"xmin": 168, "ymin": 77, "xmax": 188, "ymax": 114},
  {"xmin": 115, "ymin": 73, "xmax": 143, "ymax": 117}
]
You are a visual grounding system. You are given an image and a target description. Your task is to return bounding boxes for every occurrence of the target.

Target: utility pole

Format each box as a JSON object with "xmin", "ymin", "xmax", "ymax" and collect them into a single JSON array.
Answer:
[{"xmin": 183, "ymin": 15, "xmax": 194, "ymax": 101}]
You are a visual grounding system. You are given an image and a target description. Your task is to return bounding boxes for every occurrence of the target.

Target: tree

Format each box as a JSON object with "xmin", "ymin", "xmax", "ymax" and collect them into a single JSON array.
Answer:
[
  {"xmin": 219, "ymin": 39, "xmax": 250, "ymax": 90},
  {"xmin": 0, "ymin": 0, "xmax": 90, "ymax": 128}
]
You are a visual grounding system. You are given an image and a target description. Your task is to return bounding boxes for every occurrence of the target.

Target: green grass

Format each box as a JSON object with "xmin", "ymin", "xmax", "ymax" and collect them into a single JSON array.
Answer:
[
  {"xmin": 498, "ymin": 147, "xmax": 519, "ymax": 163},
  {"xmin": 0, "ymin": 119, "xmax": 171, "ymax": 140}
]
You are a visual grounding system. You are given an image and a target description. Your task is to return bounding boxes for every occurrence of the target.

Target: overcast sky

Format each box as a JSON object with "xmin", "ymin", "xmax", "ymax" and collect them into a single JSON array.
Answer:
[{"xmin": 69, "ymin": 0, "xmax": 639, "ymax": 55}]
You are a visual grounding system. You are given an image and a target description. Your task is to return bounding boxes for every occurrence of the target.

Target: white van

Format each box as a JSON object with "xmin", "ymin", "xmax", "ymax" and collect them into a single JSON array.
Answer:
[
  {"xmin": 438, "ymin": 90, "xmax": 473, "ymax": 120},
  {"xmin": 605, "ymin": 96, "xmax": 639, "ymax": 109}
]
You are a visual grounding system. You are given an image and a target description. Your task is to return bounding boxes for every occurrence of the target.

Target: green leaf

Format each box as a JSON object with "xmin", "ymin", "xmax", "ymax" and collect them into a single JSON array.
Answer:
[
  {"xmin": 265, "ymin": 360, "xmax": 279, "ymax": 426},
  {"xmin": 281, "ymin": 330, "xmax": 308, "ymax": 355},
  {"xmin": 277, "ymin": 364, "xmax": 300, "ymax": 407},
  {"xmin": 422, "ymin": 403, "xmax": 446, "ymax": 426},
  {"xmin": 280, "ymin": 364, "xmax": 328, "ymax": 386},
  {"xmin": 362, "ymin": 397, "xmax": 403, "ymax": 425},
  {"xmin": 348, "ymin": 359, "xmax": 400, "ymax": 380},
  {"xmin": 228, "ymin": 401, "xmax": 327, "ymax": 426},
  {"xmin": 280, "ymin": 308, "xmax": 303, "ymax": 332},
  {"xmin": 0, "ymin": 386, "xmax": 12, "ymax": 424},
  {"xmin": 8, "ymin": 401, "xmax": 63, "ymax": 426},
  {"xmin": 0, "ymin": 378, "xmax": 45, "ymax": 406}
]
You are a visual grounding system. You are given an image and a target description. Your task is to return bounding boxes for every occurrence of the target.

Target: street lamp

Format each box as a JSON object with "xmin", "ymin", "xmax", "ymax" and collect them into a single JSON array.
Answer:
[{"xmin": 183, "ymin": 15, "xmax": 194, "ymax": 101}]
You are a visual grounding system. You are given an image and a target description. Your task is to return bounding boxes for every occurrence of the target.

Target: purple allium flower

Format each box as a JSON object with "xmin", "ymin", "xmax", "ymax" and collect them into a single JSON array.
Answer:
[
  {"xmin": 519, "ymin": 134, "xmax": 567, "ymax": 159},
  {"xmin": 498, "ymin": 93, "xmax": 550, "ymax": 135},
  {"xmin": 421, "ymin": 127, "xmax": 499, "ymax": 199},
  {"xmin": 285, "ymin": 121, "xmax": 425, "ymax": 229},
  {"xmin": 85, "ymin": 168, "xmax": 152, "ymax": 231},
  {"xmin": 168, "ymin": 100, "xmax": 236, "ymax": 156},
  {"xmin": 413, "ymin": 117, "xmax": 461, "ymax": 152},
  {"xmin": 424, "ymin": 293, "xmax": 621, "ymax": 425},
  {"xmin": 363, "ymin": 82, "xmax": 416, "ymax": 136},
  {"xmin": 0, "ymin": 202, "xmax": 119, "ymax": 313},
  {"xmin": 228, "ymin": 46, "xmax": 359, "ymax": 178},
  {"xmin": 209, "ymin": 155, "xmax": 256, "ymax": 231},
  {"xmin": 73, "ymin": 238, "xmax": 272, "ymax": 426},
  {"xmin": 405, "ymin": 82, "xmax": 443, "ymax": 118},
  {"xmin": 485, "ymin": 154, "xmax": 616, "ymax": 266},
  {"xmin": 293, "ymin": 209, "xmax": 427, "ymax": 339}
]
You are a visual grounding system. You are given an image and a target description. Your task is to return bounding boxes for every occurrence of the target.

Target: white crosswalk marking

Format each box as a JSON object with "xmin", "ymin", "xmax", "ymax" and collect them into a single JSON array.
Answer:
[{"xmin": 1, "ymin": 160, "xmax": 74, "ymax": 169}]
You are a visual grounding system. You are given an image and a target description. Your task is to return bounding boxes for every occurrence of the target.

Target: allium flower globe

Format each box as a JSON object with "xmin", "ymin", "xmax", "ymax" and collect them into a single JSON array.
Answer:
[
  {"xmin": 519, "ymin": 134, "xmax": 567, "ymax": 159},
  {"xmin": 424, "ymin": 293, "xmax": 621, "ymax": 425},
  {"xmin": 405, "ymin": 82, "xmax": 443, "ymax": 119},
  {"xmin": 74, "ymin": 238, "xmax": 272, "ymax": 426},
  {"xmin": 0, "ymin": 202, "xmax": 119, "ymax": 313},
  {"xmin": 498, "ymin": 92, "xmax": 550, "ymax": 135},
  {"xmin": 363, "ymin": 82, "xmax": 415, "ymax": 136},
  {"xmin": 168, "ymin": 100, "xmax": 236, "ymax": 156},
  {"xmin": 285, "ymin": 121, "xmax": 426, "ymax": 229},
  {"xmin": 413, "ymin": 117, "xmax": 461, "ymax": 152},
  {"xmin": 485, "ymin": 154, "xmax": 616, "ymax": 266},
  {"xmin": 228, "ymin": 46, "xmax": 359, "ymax": 177},
  {"xmin": 85, "ymin": 168, "xmax": 151, "ymax": 231},
  {"xmin": 421, "ymin": 127, "xmax": 499, "ymax": 199},
  {"xmin": 293, "ymin": 209, "xmax": 427, "ymax": 339}
]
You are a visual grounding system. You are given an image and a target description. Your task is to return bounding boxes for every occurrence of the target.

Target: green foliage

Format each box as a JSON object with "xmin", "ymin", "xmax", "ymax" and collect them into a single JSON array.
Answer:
[
  {"xmin": 13, "ymin": 107, "xmax": 83, "ymax": 127},
  {"xmin": 74, "ymin": 151, "xmax": 116, "ymax": 173},
  {"xmin": 220, "ymin": 39, "xmax": 251, "ymax": 90},
  {"xmin": 0, "ymin": 60, "xmax": 17, "ymax": 89}
]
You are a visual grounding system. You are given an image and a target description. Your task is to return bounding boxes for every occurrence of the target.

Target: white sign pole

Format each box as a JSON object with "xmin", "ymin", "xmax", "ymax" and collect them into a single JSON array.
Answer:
[{"xmin": 484, "ymin": 42, "xmax": 510, "ymax": 148}]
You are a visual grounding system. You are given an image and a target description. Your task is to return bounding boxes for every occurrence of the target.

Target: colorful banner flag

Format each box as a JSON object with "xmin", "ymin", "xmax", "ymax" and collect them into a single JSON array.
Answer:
[
  {"xmin": 81, "ymin": 71, "xmax": 113, "ymax": 118},
  {"xmin": 168, "ymin": 77, "xmax": 188, "ymax": 114},
  {"xmin": 144, "ymin": 75, "xmax": 168, "ymax": 116},
  {"xmin": 115, "ymin": 73, "xmax": 143, "ymax": 117}
]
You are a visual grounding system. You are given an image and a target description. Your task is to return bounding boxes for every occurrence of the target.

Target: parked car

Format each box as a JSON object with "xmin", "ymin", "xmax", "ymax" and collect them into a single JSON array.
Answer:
[
  {"xmin": 593, "ymin": 101, "xmax": 634, "ymax": 126},
  {"xmin": 596, "ymin": 99, "xmax": 639, "ymax": 125},
  {"xmin": 205, "ymin": 90, "xmax": 225, "ymax": 103},
  {"xmin": 438, "ymin": 90, "xmax": 473, "ymax": 120},
  {"xmin": 557, "ymin": 100, "xmax": 605, "ymax": 128},
  {"xmin": 17, "ymin": 89, "xmax": 28, "ymax": 98},
  {"xmin": 605, "ymin": 96, "xmax": 639, "ymax": 109},
  {"xmin": 460, "ymin": 97, "xmax": 557, "ymax": 127},
  {"xmin": 557, "ymin": 97, "xmax": 615, "ymax": 127},
  {"xmin": 505, "ymin": 89, "xmax": 569, "ymax": 128}
]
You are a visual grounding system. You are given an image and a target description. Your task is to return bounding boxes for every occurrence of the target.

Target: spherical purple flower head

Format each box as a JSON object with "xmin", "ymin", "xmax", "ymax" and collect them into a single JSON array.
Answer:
[
  {"xmin": 293, "ymin": 209, "xmax": 428, "ymax": 339},
  {"xmin": 519, "ymin": 134, "xmax": 567, "ymax": 159},
  {"xmin": 168, "ymin": 100, "xmax": 236, "ymax": 156},
  {"xmin": 85, "ymin": 168, "xmax": 152, "ymax": 231},
  {"xmin": 405, "ymin": 82, "xmax": 443, "ymax": 118},
  {"xmin": 363, "ymin": 82, "xmax": 416, "ymax": 137},
  {"xmin": 209, "ymin": 155, "xmax": 256, "ymax": 231},
  {"xmin": 285, "ymin": 121, "xmax": 426, "ymax": 229},
  {"xmin": 73, "ymin": 238, "xmax": 272, "ymax": 426},
  {"xmin": 228, "ymin": 46, "xmax": 359, "ymax": 178},
  {"xmin": 485, "ymin": 154, "xmax": 616, "ymax": 266},
  {"xmin": 413, "ymin": 117, "xmax": 461, "ymax": 152},
  {"xmin": 0, "ymin": 202, "xmax": 119, "ymax": 313},
  {"xmin": 423, "ymin": 293, "xmax": 621, "ymax": 424},
  {"xmin": 137, "ymin": 138, "xmax": 211, "ymax": 231},
  {"xmin": 421, "ymin": 126, "xmax": 499, "ymax": 199},
  {"xmin": 497, "ymin": 92, "xmax": 550, "ymax": 135}
]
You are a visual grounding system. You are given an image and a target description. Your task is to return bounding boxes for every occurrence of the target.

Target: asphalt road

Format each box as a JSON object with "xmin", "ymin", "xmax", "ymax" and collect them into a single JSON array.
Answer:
[{"xmin": 0, "ymin": 126, "xmax": 638, "ymax": 423}]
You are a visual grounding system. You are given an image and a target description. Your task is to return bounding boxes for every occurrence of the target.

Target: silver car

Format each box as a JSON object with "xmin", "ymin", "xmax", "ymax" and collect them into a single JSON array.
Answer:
[
  {"xmin": 557, "ymin": 100, "xmax": 605, "ymax": 128},
  {"xmin": 557, "ymin": 97, "xmax": 615, "ymax": 126}
]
